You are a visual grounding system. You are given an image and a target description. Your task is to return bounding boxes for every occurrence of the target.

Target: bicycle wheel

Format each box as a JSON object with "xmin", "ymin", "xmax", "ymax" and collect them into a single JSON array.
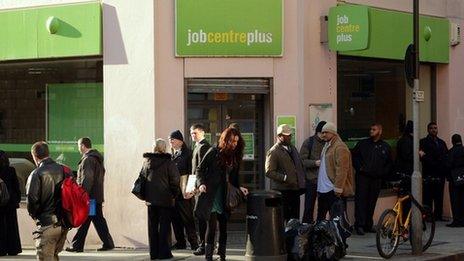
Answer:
[
  {"xmin": 376, "ymin": 209, "xmax": 400, "ymax": 259},
  {"xmin": 409, "ymin": 205, "xmax": 435, "ymax": 252}
]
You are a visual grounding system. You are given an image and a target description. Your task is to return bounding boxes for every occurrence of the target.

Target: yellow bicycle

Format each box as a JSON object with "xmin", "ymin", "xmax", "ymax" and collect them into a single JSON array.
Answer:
[{"xmin": 375, "ymin": 192, "xmax": 435, "ymax": 259}]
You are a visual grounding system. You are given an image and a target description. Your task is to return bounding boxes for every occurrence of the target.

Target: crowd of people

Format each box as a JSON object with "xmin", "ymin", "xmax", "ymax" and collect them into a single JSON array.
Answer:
[{"xmin": 1, "ymin": 119, "xmax": 464, "ymax": 260}]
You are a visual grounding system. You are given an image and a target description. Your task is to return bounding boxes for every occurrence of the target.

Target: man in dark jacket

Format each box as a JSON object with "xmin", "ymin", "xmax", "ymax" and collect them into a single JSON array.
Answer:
[
  {"xmin": 26, "ymin": 142, "xmax": 68, "ymax": 260},
  {"xmin": 300, "ymin": 121, "xmax": 326, "ymax": 223},
  {"xmin": 190, "ymin": 124, "xmax": 211, "ymax": 256},
  {"xmin": 266, "ymin": 124, "xmax": 306, "ymax": 222},
  {"xmin": 169, "ymin": 130, "xmax": 198, "ymax": 250},
  {"xmin": 445, "ymin": 134, "xmax": 464, "ymax": 227},
  {"xmin": 352, "ymin": 124, "xmax": 393, "ymax": 235},
  {"xmin": 420, "ymin": 122, "xmax": 448, "ymax": 221},
  {"xmin": 67, "ymin": 137, "xmax": 114, "ymax": 252}
]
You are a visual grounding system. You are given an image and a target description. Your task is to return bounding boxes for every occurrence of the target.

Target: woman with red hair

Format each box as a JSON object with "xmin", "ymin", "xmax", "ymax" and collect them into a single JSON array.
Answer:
[{"xmin": 194, "ymin": 127, "xmax": 249, "ymax": 261}]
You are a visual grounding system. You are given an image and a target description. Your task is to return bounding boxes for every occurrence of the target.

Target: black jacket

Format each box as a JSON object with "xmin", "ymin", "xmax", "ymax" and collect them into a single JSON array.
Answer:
[
  {"xmin": 77, "ymin": 149, "xmax": 106, "ymax": 203},
  {"xmin": 172, "ymin": 144, "xmax": 192, "ymax": 176},
  {"xmin": 26, "ymin": 158, "xmax": 64, "ymax": 226},
  {"xmin": 192, "ymin": 139, "xmax": 211, "ymax": 178},
  {"xmin": 446, "ymin": 144, "xmax": 464, "ymax": 182},
  {"xmin": 194, "ymin": 147, "xmax": 240, "ymax": 221},
  {"xmin": 352, "ymin": 138, "xmax": 393, "ymax": 179},
  {"xmin": 141, "ymin": 153, "xmax": 181, "ymax": 208},
  {"xmin": 420, "ymin": 135, "xmax": 448, "ymax": 178},
  {"xmin": 0, "ymin": 166, "xmax": 21, "ymax": 210},
  {"xmin": 396, "ymin": 134, "xmax": 414, "ymax": 176}
]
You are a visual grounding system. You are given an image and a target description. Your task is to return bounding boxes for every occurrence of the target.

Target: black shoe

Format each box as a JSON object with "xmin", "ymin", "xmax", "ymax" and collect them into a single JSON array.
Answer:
[
  {"xmin": 97, "ymin": 246, "xmax": 114, "ymax": 251},
  {"xmin": 171, "ymin": 243, "xmax": 187, "ymax": 250},
  {"xmin": 66, "ymin": 247, "xmax": 83, "ymax": 253},
  {"xmin": 355, "ymin": 227, "xmax": 365, "ymax": 235},
  {"xmin": 365, "ymin": 227, "xmax": 377, "ymax": 233},
  {"xmin": 193, "ymin": 246, "xmax": 205, "ymax": 256},
  {"xmin": 190, "ymin": 243, "xmax": 199, "ymax": 251}
]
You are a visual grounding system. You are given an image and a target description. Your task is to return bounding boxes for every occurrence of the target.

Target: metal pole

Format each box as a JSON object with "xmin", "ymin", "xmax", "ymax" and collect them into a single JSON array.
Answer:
[{"xmin": 411, "ymin": 0, "xmax": 423, "ymax": 255}]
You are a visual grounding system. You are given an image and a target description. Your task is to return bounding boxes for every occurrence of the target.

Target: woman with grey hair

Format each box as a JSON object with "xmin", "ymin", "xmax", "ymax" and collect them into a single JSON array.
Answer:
[{"xmin": 139, "ymin": 139, "xmax": 181, "ymax": 260}]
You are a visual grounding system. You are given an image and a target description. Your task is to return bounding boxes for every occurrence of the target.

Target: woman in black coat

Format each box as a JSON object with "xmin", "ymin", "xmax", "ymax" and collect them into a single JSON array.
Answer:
[
  {"xmin": 0, "ymin": 150, "xmax": 22, "ymax": 256},
  {"xmin": 446, "ymin": 134, "xmax": 464, "ymax": 227},
  {"xmin": 139, "ymin": 139, "xmax": 181, "ymax": 260},
  {"xmin": 194, "ymin": 127, "xmax": 249, "ymax": 261}
]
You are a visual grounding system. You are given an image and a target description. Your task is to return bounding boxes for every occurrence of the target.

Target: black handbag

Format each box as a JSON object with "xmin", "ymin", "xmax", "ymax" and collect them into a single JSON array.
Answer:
[
  {"xmin": 131, "ymin": 175, "xmax": 146, "ymax": 200},
  {"xmin": 451, "ymin": 167, "xmax": 464, "ymax": 186},
  {"xmin": 226, "ymin": 182, "xmax": 244, "ymax": 210}
]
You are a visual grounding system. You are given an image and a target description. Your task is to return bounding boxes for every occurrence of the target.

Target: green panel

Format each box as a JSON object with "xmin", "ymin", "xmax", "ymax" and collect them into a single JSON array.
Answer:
[
  {"xmin": 37, "ymin": 3, "xmax": 102, "ymax": 58},
  {"xmin": 0, "ymin": 9, "xmax": 38, "ymax": 60},
  {"xmin": 176, "ymin": 0, "xmax": 283, "ymax": 57},
  {"xmin": 328, "ymin": 5, "xmax": 369, "ymax": 51},
  {"xmin": 337, "ymin": 6, "xmax": 449, "ymax": 63},
  {"xmin": 0, "ymin": 2, "xmax": 101, "ymax": 61},
  {"xmin": 47, "ymin": 83, "xmax": 103, "ymax": 170}
]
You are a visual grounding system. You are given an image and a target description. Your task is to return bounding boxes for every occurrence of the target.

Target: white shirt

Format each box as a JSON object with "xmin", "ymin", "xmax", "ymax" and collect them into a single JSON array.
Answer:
[{"xmin": 317, "ymin": 142, "xmax": 334, "ymax": 193}]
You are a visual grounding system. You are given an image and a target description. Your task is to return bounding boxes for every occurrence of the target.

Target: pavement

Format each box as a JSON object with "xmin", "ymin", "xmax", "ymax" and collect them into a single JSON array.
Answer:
[{"xmin": 2, "ymin": 221, "xmax": 464, "ymax": 260}]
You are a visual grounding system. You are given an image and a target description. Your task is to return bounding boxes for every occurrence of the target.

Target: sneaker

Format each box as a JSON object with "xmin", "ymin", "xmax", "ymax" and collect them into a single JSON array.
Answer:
[{"xmin": 193, "ymin": 246, "xmax": 205, "ymax": 256}]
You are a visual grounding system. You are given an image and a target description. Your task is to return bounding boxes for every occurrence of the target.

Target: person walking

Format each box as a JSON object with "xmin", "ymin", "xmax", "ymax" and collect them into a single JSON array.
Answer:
[
  {"xmin": 316, "ymin": 122, "xmax": 354, "ymax": 220},
  {"xmin": 0, "ymin": 150, "xmax": 22, "ymax": 256},
  {"xmin": 445, "ymin": 134, "xmax": 464, "ymax": 227},
  {"xmin": 66, "ymin": 137, "xmax": 115, "ymax": 252},
  {"xmin": 352, "ymin": 124, "xmax": 393, "ymax": 235},
  {"xmin": 140, "ymin": 138, "xmax": 181, "ymax": 260},
  {"xmin": 265, "ymin": 124, "xmax": 305, "ymax": 222},
  {"xmin": 26, "ymin": 141, "xmax": 68, "ymax": 261},
  {"xmin": 169, "ymin": 130, "xmax": 199, "ymax": 250},
  {"xmin": 300, "ymin": 121, "xmax": 326, "ymax": 223},
  {"xmin": 194, "ymin": 127, "xmax": 249, "ymax": 261},
  {"xmin": 189, "ymin": 124, "xmax": 211, "ymax": 256},
  {"xmin": 420, "ymin": 122, "xmax": 448, "ymax": 221}
]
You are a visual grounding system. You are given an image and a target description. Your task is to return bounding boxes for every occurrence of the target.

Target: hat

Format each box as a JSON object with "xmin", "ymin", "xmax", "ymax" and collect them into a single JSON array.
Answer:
[
  {"xmin": 322, "ymin": 122, "xmax": 337, "ymax": 135},
  {"xmin": 169, "ymin": 130, "xmax": 184, "ymax": 141},
  {"xmin": 277, "ymin": 124, "xmax": 292, "ymax": 136},
  {"xmin": 315, "ymin": 121, "xmax": 327, "ymax": 133}
]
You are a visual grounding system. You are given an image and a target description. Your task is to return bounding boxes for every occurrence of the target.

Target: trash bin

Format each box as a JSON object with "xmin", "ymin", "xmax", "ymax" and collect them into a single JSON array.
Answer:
[{"xmin": 245, "ymin": 190, "xmax": 286, "ymax": 261}]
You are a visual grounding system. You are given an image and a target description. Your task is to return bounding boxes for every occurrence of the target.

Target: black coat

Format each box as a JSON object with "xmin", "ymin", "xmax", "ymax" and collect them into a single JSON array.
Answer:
[
  {"xmin": 194, "ymin": 147, "xmax": 240, "ymax": 221},
  {"xmin": 77, "ymin": 149, "xmax": 106, "ymax": 203},
  {"xmin": 141, "ymin": 153, "xmax": 181, "ymax": 208},
  {"xmin": 446, "ymin": 144, "xmax": 464, "ymax": 182},
  {"xmin": 192, "ymin": 139, "xmax": 211, "ymax": 177},
  {"xmin": 352, "ymin": 138, "xmax": 393, "ymax": 179},
  {"xmin": 420, "ymin": 135, "xmax": 448, "ymax": 178},
  {"xmin": 172, "ymin": 144, "xmax": 192, "ymax": 176},
  {"xmin": 396, "ymin": 134, "xmax": 414, "ymax": 176},
  {"xmin": 0, "ymin": 167, "xmax": 21, "ymax": 210}
]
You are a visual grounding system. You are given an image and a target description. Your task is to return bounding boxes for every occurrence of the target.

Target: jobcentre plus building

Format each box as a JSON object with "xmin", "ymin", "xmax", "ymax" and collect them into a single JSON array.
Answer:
[{"xmin": 1, "ymin": 0, "xmax": 463, "ymax": 247}]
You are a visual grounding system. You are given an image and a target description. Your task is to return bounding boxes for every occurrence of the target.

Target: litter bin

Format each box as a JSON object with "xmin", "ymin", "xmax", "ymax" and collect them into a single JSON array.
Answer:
[{"xmin": 245, "ymin": 190, "xmax": 286, "ymax": 261}]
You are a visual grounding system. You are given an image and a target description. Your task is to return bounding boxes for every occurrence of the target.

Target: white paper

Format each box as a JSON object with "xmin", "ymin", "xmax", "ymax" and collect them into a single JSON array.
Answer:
[{"xmin": 185, "ymin": 175, "xmax": 197, "ymax": 193}]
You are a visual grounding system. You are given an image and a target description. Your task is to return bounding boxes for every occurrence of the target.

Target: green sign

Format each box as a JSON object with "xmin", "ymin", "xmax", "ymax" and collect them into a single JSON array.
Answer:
[
  {"xmin": 276, "ymin": 115, "xmax": 296, "ymax": 146},
  {"xmin": 328, "ymin": 5, "xmax": 369, "ymax": 52},
  {"xmin": 242, "ymin": 133, "xmax": 255, "ymax": 160},
  {"xmin": 175, "ymin": 0, "xmax": 283, "ymax": 57}
]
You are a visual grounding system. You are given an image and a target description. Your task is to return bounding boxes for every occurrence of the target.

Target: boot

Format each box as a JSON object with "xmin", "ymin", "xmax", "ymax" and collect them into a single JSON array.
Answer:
[
  {"xmin": 205, "ymin": 244, "xmax": 214, "ymax": 261},
  {"xmin": 217, "ymin": 243, "xmax": 226, "ymax": 261}
]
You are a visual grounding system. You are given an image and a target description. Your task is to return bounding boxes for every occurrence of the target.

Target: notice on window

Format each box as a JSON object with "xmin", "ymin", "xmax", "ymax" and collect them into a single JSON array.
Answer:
[{"xmin": 242, "ymin": 133, "xmax": 255, "ymax": 160}]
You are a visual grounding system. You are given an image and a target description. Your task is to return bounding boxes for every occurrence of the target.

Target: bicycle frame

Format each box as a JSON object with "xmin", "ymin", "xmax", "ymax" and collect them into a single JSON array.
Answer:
[{"xmin": 389, "ymin": 195, "xmax": 411, "ymax": 237}]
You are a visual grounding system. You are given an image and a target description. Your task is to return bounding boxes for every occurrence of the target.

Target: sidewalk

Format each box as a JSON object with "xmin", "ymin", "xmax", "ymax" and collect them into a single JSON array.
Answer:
[{"xmin": 3, "ymin": 222, "xmax": 463, "ymax": 260}]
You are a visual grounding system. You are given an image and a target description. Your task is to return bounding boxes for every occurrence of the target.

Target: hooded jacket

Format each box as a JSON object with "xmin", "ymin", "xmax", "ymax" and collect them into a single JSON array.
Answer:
[
  {"xmin": 141, "ymin": 153, "xmax": 181, "ymax": 208},
  {"xmin": 77, "ymin": 149, "xmax": 106, "ymax": 203}
]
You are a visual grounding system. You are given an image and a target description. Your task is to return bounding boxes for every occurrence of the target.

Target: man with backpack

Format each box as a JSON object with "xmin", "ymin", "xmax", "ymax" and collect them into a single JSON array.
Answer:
[
  {"xmin": 26, "ymin": 141, "xmax": 68, "ymax": 261},
  {"xmin": 300, "ymin": 121, "xmax": 326, "ymax": 223},
  {"xmin": 66, "ymin": 137, "xmax": 114, "ymax": 252}
]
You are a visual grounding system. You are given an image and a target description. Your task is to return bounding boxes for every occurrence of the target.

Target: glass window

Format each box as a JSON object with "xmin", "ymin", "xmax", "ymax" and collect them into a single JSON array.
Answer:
[{"xmin": 0, "ymin": 58, "xmax": 103, "ymax": 196}]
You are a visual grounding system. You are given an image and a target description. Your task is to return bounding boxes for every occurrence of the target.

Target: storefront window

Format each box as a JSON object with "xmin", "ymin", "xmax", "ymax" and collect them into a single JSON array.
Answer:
[{"xmin": 0, "ymin": 59, "xmax": 103, "ymax": 196}]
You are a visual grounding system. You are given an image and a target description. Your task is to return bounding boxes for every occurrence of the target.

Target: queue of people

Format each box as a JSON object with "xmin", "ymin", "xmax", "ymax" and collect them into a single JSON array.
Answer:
[{"xmin": 2, "ymin": 119, "xmax": 464, "ymax": 260}]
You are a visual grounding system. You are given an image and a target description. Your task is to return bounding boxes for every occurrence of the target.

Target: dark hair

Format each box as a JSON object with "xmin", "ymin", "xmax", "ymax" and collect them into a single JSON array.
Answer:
[
  {"xmin": 427, "ymin": 122, "xmax": 437, "ymax": 129},
  {"xmin": 0, "ymin": 150, "xmax": 9, "ymax": 168},
  {"xmin": 217, "ymin": 127, "xmax": 245, "ymax": 168},
  {"xmin": 190, "ymin": 123, "xmax": 205, "ymax": 132},
  {"xmin": 452, "ymin": 134, "xmax": 462, "ymax": 146},
  {"xmin": 371, "ymin": 123, "xmax": 383, "ymax": 130},
  {"xmin": 78, "ymin": 137, "xmax": 92, "ymax": 149},
  {"xmin": 31, "ymin": 141, "xmax": 49, "ymax": 159},
  {"xmin": 315, "ymin": 121, "xmax": 327, "ymax": 133},
  {"xmin": 404, "ymin": 120, "xmax": 413, "ymax": 135}
]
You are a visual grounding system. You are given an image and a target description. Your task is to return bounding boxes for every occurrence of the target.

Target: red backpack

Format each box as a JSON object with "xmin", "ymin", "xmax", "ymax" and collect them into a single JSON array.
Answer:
[{"xmin": 60, "ymin": 165, "xmax": 90, "ymax": 228}]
